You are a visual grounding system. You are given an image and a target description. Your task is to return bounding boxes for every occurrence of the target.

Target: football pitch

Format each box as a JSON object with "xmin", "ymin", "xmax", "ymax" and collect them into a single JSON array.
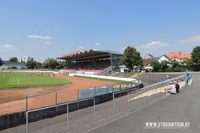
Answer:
[{"xmin": 0, "ymin": 72, "xmax": 70, "ymax": 89}]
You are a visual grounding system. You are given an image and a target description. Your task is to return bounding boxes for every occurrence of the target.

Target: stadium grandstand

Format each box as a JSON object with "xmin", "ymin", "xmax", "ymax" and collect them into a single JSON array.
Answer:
[{"xmin": 57, "ymin": 49, "xmax": 122, "ymax": 74}]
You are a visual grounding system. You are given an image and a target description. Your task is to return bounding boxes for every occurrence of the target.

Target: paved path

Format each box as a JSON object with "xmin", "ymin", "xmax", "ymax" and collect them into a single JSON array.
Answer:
[{"xmin": 86, "ymin": 73, "xmax": 200, "ymax": 133}]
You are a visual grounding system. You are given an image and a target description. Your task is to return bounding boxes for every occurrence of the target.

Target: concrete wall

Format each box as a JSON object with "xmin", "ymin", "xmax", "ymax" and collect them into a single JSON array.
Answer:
[{"xmin": 69, "ymin": 73, "xmax": 142, "ymax": 85}]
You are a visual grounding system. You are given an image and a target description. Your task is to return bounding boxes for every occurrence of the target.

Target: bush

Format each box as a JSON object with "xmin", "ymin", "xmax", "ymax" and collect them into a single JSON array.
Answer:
[
  {"xmin": 173, "ymin": 66, "xmax": 186, "ymax": 72},
  {"xmin": 193, "ymin": 64, "xmax": 200, "ymax": 71},
  {"xmin": 55, "ymin": 66, "xmax": 61, "ymax": 70},
  {"xmin": 20, "ymin": 67, "xmax": 26, "ymax": 69},
  {"xmin": 8, "ymin": 66, "xmax": 18, "ymax": 69}
]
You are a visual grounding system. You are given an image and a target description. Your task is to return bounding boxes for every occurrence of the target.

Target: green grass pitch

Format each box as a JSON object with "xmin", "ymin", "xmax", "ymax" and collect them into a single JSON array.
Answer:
[{"xmin": 0, "ymin": 72, "xmax": 70, "ymax": 89}]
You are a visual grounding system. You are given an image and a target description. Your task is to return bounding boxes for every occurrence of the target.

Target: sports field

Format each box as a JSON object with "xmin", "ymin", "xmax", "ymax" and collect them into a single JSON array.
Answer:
[
  {"xmin": 0, "ymin": 74, "xmax": 113, "ymax": 115},
  {"xmin": 0, "ymin": 72, "xmax": 70, "ymax": 88}
]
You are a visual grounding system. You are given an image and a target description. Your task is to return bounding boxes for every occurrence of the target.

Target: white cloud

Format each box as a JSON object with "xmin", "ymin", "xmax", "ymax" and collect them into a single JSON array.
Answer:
[
  {"xmin": 179, "ymin": 35, "xmax": 200, "ymax": 44},
  {"xmin": 95, "ymin": 42, "xmax": 101, "ymax": 46},
  {"xmin": 27, "ymin": 34, "xmax": 52, "ymax": 40},
  {"xmin": 138, "ymin": 41, "xmax": 169, "ymax": 50},
  {"xmin": 137, "ymin": 41, "xmax": 170, "ymax": 56},
  {"xmin": 78, "ymin": 46, "xmax": 84, "ymax": 49},
  {"xmin": 0, "ymin": 44, "xmax": 16, "ymax": 51}
]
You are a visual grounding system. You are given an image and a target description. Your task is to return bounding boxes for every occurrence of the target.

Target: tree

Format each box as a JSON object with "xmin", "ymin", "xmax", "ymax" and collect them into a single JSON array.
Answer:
[
  {"xmin": 0, "ymin": 58, "xmax": 3, "ymax": 66},
  {"xmin": 160, "ymin": 61, "xmax": 169, "ymax": 72},
  {"xmin": 9, "ymin": 57, "xmax": 18, "ymax": 62},
  {"xmin": 122, "ymin": 46, "xmax": 143, "ymax": 71},
  {"xmin": 150, "ymin": 61, "xmax": 160, "ymax": 72},
  {"xmin": 42, "ymin": 58, "xmax": 59, "ymax": 69},
  {"xmin": 36, "ymin": 62, "xmax": 42, "ymax": 69},
  {"xmin": 192, "ymin": 46, "xmax": 200, "ymax": 71},
  {"xmin": 184, "ymin": 59, "xmax": 193, "ymax": 70},
  {"xmin": 171, "ymin": 60, "xmax": 179, "ymax": 70},
  {"xmin": 26, "ymin": 60, "xmax": 41, "ymax": 69},
  {"xmin": 58, "ymin": 60, "xmax": 73, "ymax": 69}
]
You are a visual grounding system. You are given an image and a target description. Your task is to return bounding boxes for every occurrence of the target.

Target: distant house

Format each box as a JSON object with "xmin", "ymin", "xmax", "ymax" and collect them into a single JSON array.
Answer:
[
  {"xmin": 158, "ymin": 55, "xmax": 171, "ymax": 63},
  {"xmin": 143, "ymin": 54, "xmax": 155, "ymax": 60},
  {"xmin": 143, "ymin": 54, "xmax": 159, "ymax": 72},
  {"xmin": 143, "ymin": 54, "xmax": 159, "ymax": 67},
  {"xmin": 167, "ymin": 51, "xmax": 191, "ymax": 62},
  {"xmin": 0, "ymin": 62, "xmax": 26, "ymax": 70},
  {"xmin": 20, "ymin": 56, "xmax": 33, "ymax": 63}
]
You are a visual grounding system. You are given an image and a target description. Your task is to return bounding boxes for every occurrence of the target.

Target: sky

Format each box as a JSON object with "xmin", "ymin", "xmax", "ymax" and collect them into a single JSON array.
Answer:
[{"xmin": 0, "ymin": 0, "xmax": 200, "ymax": 61}]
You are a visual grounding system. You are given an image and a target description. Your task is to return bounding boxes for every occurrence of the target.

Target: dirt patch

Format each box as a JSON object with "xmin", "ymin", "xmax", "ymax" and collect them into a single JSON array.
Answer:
[
  {"xmin": 0, "ymin": 85, "xmax": 67, "ymax": 103},
  {"xmin": 0, "ymin": 74, "xmax": 113, "ymax": 115}
]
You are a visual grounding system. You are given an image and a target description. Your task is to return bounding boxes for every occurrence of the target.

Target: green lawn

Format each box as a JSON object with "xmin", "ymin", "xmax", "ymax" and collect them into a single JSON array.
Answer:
[{"xmin": 0, "ymin": 72, "xmax": 70, "ymax": 89}]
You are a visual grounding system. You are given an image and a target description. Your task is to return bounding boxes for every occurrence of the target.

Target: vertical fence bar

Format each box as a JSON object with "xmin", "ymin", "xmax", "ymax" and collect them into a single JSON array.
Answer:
[
  {"xmin": 25, "ymin": 96, "xmax": 29, "ymax": 133},
  {"xmin": 67, "ymin": 104, "xmax": 69, "ymax": 126},
  {"xmin": 77, "ymin": 89, "xmax": 80, "ymax": 109},
  {"xmin": 112, "ymin": 92, "xmax": 115, "ymax": 110},
  {"xmin": 159, "ymin": 82, "xmax": 162, "ymax": 93},
  {"xmin": 93, "ymin": 98, "xmax": 96, "ymax": 116},
  {"xmin": 94, "ymin": 87, "xmax": 96, "ymax": 97},
  {"xmin": 77, "ymin": 89, "xmax": 80, "ymax": 100},
  {"xmin": 106, "ymin": 86, "xmax": 109, "ymax": 100},
  {"xmin": 55, "ymin": 92, "xmax": 58, "ymax": 105},
  {"xmin": 127, "ymin": 90, "xmax": 130, "ymax": 105},
  {"xmin": 26, "ymin": 96, "xmax": 28, "ymax": 111},
  {"xmin": 93, "ymin": 87, "xmax": 96, "ymax": 116},
  {"xmin": 26, "ymin": 112, "xmax": 29, "ymax": 133}
]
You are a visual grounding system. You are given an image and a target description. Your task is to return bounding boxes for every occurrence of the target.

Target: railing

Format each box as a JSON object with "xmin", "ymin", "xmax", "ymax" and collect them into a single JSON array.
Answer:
[
  {"xmin": 24, "ymin": 75, "xmax": 184, "ymax": 133},
  {"xmin": 99, "ymin": 66, "xmax": 112, "ymax": 75}
]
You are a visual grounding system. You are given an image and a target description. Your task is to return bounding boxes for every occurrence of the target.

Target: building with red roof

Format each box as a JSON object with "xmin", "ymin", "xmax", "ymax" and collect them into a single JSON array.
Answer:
[{"xmin": 167, "ymin": 51, "xmax": 191, "ymax": 62}]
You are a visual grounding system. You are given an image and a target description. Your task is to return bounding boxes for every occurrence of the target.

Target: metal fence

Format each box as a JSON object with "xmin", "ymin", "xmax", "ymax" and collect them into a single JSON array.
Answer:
[
  {"xmin": 79, "ymin": 83, "xmax": 137, "ymax": 99},
  {"xmin": 24, "ymin": 75, "xmax": 184, "ymax": 133}
]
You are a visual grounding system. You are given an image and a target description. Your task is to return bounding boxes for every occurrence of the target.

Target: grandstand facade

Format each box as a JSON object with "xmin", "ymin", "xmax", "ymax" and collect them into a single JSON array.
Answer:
[{"xmin": 58, "ymin": 49, "xmax": 122, "ymax": 74}]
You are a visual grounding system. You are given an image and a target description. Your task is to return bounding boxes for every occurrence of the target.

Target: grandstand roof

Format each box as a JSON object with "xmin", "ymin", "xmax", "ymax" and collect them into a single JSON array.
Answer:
[{"xmin": 58, "ymin": 49, "xmax": 122, "ymax": 60}]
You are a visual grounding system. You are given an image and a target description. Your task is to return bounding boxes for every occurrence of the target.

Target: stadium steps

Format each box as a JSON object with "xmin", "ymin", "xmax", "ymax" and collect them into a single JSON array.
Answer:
[
  {"xmin": 110, "ymin": 72, "xmax": 120, "ymax": 76},
  {"xmin": 99, "ymin": 66, "xmax": 113, "ymax": 76},
  {"xmin": 130, "ymin": 72, "xmax": 143, "ymax": 78},
  {"xmin": 136, "ymin": 73, "xmax": 180, "ymax": 86},
  {"xmin": 111, "ymin": 72, "xmax": 134, "ymax": 78}
]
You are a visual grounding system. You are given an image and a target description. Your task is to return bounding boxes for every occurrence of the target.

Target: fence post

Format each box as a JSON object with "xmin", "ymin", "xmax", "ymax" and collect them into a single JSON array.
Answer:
[
  {"xmin": 67, "ymin": 104, "xmax": 69, "ymax": 126},
  {"xmin": 106, "ymin": 86, "xmax": 109, "ymax": 100},
  {"xmin": 93, "ymin": 98, "xmax": 96, "ymax": 116},
  {"xmin": 26, "ymin": 96, "xmax": 28, "ymax": 111},
  {"xmin": 159, "ymin": 82, "xmax": 162, "ymax": 93},
  {"xmin": 127, "ymin": 90, "xmax": 130, "ymax": 105},
  {"xmin": 94, "ymin": 87, "xmax": 96, "ymax": 97},
  {"xmin": 112, "ymin": 92, "xmax": 115, "ymax": 110},
  {"xmin": 77, "ymin": 89, "xmax": 80, "ymax": 100},
  {"xmin": 77, "ymin": 89, "xmax": 80, "ymax": 109},
  {"xmin": 55, "ymin": 92, "xmax": 58, "ymax": 105},
  {"xmin": 26, "ymin": 111, "xmax": 29, "ymax": 133}
]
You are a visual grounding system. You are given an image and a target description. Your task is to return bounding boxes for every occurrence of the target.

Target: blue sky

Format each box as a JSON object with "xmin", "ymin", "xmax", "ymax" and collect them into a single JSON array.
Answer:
[{"xmin": 0, "ymin": 0, "xmax": 200, "ymax": 61}]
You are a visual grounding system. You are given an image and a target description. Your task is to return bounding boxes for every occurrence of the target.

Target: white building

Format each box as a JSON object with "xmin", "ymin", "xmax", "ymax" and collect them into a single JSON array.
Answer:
[
  {"xmin": 20, "ymin": 56, "xmax": 33, "ymax": 63},
  {"xmin": 0, "ymin": 62, "xmax": 26, "ymax": 70},
  {"xmin": 158, "ymin": 55, "xmax": 171, "ymax": 63},
  {"xmin": 143, "ymin": 54, "xmax": 155, "ymax": 60}
]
